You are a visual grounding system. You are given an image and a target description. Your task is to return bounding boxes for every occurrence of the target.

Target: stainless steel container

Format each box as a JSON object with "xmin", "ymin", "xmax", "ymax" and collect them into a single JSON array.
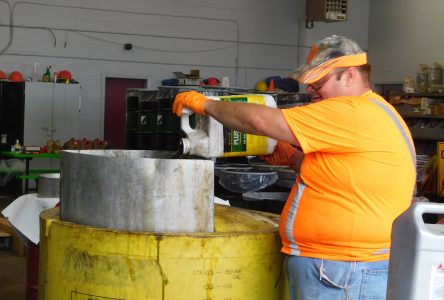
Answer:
[
  {"xmin": 38, "ymin": 173, "xmax": 60, "ymax": 198},
  {"xmin": 60, "ymin": 150, "xmax": 214, "ymax": 232}
]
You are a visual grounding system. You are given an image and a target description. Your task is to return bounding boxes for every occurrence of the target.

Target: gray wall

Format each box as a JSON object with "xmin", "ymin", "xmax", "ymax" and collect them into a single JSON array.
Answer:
[
  {"xmin": 0, "ymin": 0, "xmax": 369, "ymax": 139},
  {"xmin": 369, "ymin": 0, "xmax": 443, "ymax": 84}
]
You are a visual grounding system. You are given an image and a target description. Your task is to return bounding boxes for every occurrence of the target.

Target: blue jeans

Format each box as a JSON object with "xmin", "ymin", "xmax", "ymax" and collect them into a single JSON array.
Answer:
[{"xmin": 286, "ymin": 256, "xmax": 388, "ymax": 300}]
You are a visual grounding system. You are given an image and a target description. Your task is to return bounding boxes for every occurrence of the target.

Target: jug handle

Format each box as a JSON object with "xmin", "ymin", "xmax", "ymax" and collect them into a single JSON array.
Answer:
[
  {"xmin": 413, "ymin": 202, "xmax": 444, "ymax": 230},
  {"xmin": 180, "ymin": 108, "xmax": 198, "ymax": 155},
  {"xmin": 180, "ymin": 108, "xmax": 195, "ymax": 134}
]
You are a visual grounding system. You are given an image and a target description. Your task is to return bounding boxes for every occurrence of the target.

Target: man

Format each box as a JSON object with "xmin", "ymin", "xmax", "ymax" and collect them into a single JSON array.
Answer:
[{"xmin": 173, "ymin": 35, "xmax": 416, "ymax": 299}]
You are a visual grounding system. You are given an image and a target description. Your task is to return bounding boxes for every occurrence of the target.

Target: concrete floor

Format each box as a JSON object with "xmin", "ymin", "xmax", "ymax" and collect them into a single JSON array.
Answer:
[
  {"xmin": 0, "ymin": 248, "xmax": 27, "ymax": 300},
  {"xmin": 0, "ymin": 195, "xmax": 27, "ymax": 300}
]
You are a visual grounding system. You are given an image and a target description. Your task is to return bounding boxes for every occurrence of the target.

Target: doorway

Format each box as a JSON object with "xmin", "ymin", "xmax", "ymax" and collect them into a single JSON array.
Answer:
[{"xmin": 104, "ymin": 77, "xmax": 146, "ymax": 149}]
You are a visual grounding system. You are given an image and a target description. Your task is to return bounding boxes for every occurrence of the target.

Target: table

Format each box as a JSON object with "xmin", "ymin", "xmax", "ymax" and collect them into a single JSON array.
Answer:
[{"xmin": 1, "ymin": 151, "xmax": 60, "ymax": 194}]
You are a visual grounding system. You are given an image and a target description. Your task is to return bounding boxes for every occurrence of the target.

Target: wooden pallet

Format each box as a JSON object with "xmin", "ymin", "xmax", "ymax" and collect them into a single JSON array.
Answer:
[{"xmin": 0, "ymin": 217, "xmax": 26, "ymax": 256}]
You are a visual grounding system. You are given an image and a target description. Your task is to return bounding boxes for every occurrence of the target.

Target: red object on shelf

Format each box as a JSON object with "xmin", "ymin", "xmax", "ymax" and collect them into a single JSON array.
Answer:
[
  {"xmin": 57, "ymin": 70, "xmax": 72, "ymax": 81},
  {"xmin": 9, "ymin": 71, "xmax": 24, "ymax": 82},
  {"xmin": 268, "ymin": 79, "xmax": 275, "ymax": 92}
]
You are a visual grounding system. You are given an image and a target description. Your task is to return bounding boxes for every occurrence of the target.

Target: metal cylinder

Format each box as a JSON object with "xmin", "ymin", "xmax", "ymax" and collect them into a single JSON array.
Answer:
[
  {"xmin": 60, "ymin": 150, "xmax": 214, "ymax": 233},
  {"xmin": 37, "ymin": 173, "xmax": 60, "ymax": 198}
]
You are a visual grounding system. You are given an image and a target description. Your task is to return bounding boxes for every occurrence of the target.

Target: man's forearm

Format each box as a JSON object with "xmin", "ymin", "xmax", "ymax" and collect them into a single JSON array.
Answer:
[
  {"xmin": 204, "ymin": 99, "xmax": 269, "ymax": 135},
  {"xmin": 204, "ymin": 98, "xmax": 300, "ymax": 147}
]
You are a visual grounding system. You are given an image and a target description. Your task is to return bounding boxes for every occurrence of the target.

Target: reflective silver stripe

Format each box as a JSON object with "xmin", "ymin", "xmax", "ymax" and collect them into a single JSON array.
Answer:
[
  {"xmin": 373, "ymin": 248, "xmax": 390, "ymax": 255},
  {"xmin": 368, "ymin": 98, "xmax": 416, "ymax": 169},
  {"xmin": 285, "ymin": 181, "xmax": 306, "ymax": 256}
]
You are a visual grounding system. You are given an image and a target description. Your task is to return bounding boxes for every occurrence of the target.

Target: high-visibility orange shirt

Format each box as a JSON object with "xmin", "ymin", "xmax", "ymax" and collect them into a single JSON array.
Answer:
[{"xmin": 280, "ymin": 90, "xmax": 416, "ymax": 261}]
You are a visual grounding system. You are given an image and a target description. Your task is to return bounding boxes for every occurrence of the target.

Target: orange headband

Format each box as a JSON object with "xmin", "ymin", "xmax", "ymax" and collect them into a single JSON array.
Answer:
[{"xmin": 297, "ymin": 53, "xmax": 367, "ymax": 84}]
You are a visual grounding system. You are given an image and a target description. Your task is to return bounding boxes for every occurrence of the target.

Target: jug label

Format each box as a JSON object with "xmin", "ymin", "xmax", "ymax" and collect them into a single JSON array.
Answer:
[
  {"xmin": 220, "ymin": 95, "xmax": 269, "ymax": 157},
  {"xmin": 224, "ymin": 127, "xmax": 246, "ymax": 152},
  {"xmin": 430, "ymin": 264, "xmax": 444, "ymax": 300}
]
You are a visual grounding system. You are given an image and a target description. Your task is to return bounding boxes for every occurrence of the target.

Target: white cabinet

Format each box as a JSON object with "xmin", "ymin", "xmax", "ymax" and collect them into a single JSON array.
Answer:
[
  {"xmin": 52, "ymin": 84, "xmax": 81, "ymax": 142},
  {"xmin": 23, "ymin": 82, "xmax": 81, "ymax": 171},
  {"xmin": 24, "ymin": 82, "xmax": 81, "ymax": 146}
]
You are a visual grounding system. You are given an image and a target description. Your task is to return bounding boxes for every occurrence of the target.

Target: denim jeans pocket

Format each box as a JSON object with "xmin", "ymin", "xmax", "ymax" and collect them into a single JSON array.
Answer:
[
  {"xmin": 317, "ymin": 259, "xmax": 352, "ymax": 289},
  {"xmin": 359, "ymin": 269, "xmax": 388, "ymax": 300}
]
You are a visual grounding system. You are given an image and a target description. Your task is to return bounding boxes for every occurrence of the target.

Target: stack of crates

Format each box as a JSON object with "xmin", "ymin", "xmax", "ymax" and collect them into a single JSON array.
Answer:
[
  {"xmin": 124, "ymin": 89, "xmax": 140, "ymax": 149},
  {"xmin": 137, "ymin": 89, "xmax": 160, "ymax": 150},
  {"xmin": 125, "ymin": 87, "xmax": 182, "ymax": 151},
  {"xmin": 156, "ymin": 87, "xmax": 181, "ymax": 151}
]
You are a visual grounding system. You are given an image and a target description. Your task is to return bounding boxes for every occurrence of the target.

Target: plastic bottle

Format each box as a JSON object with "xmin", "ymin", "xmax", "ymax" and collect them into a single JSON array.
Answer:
[
  {"xmin": 403, "ymin": 76, "xmax": 415, "ymax": 93},
  {"xmin": 42, "ymin": 66, "xmax": 51, "ymax": 82},
  {"xmin": 416, "ymin": 64, "xmax": 429, "ymax": 93},
  {"xmin": 428, "ymin": 62, "xmax": 443, "ymax": 86},
  {"xmin": 387, "ymin": 202, "xmax": 444, "ymax": 300},
  {"xmin": 181, "ymin": 94, "xmax": 277, "ymax": 158},
  {"xmin": 31, "ymin": 63, "xmax": 40, "ymax": 82},
  {"xmin": 0, "ymin": 134, "xmax": 8, "ymax": 151},
  {"xmin": 14, "ymin": 139, "xmax": 22, "ymax": 153}
]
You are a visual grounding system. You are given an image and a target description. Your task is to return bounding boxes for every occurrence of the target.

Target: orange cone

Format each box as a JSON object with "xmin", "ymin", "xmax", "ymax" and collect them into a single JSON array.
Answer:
[{"xmin": 268, "ymin": 79, "xmax": 275, "ymax": 92}]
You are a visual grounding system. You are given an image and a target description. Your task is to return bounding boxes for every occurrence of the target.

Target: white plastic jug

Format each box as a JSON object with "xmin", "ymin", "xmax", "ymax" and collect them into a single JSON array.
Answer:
[
  {"xmin": 181, "ymin": 94, "xmax": 277, "ymax": 158},
  {"xmin": 387, "ymin": 202, "xmax": 444, "ymax": 300}
]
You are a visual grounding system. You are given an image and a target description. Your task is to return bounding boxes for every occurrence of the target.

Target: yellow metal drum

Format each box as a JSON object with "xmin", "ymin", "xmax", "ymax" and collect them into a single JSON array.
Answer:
[{"xmin": 39, "ymin": 205, "xmax": 289, "ymax": 300}]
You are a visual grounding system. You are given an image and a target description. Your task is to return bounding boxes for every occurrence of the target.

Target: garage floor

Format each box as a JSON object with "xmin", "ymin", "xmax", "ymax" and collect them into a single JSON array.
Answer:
[
  {"xmin": 0, "ymin": 248, "xmax": 26, "ymax": 300},
  {"xmin": 0, "ymin": 195, "xmax": 27, "ymax": 300}
]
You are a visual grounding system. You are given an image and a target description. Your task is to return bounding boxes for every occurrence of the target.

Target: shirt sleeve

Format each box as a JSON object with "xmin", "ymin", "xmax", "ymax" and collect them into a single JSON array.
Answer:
[{"xmin": 281, "ymin": 97, "xmax": 362, "ymax": 154}]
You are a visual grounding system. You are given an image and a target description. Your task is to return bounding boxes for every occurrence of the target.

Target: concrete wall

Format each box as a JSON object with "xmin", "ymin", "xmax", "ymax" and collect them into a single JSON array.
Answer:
[
  {"xmin": 368, "ymin": 0, "xmax": 444, "ymax": 84},
  {"xmin": 0, "ymin": 0, "xmax": 369, "ymax": 139}
]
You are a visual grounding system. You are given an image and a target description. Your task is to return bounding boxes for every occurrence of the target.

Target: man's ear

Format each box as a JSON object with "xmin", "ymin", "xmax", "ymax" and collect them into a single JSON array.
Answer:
[{"xmin": 343, "ymin": 67, "xmax": 357, "ymax": 87}]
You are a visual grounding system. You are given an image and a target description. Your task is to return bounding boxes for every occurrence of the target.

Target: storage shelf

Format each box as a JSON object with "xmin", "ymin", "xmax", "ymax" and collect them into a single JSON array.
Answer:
[
  {"xmin": 402, "ymin": 114, "xmax": 444, "ymax": 119},
  {"xmin": 408, "ymin": 128, "xmax": 444, "ymax": 140},
  {"xmin": 405, "ymin": 93, "xmax": 444, "ymax": 99}
]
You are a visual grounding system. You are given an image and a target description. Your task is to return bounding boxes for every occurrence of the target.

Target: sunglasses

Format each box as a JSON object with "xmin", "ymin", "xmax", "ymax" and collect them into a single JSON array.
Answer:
[{"xmin": 307, "ymin": 69, "xmax": 346, "ymax": 91}]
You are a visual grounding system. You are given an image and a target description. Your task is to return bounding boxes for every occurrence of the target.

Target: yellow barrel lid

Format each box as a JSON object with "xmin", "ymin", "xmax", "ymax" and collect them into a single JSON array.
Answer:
[{"xmin": 41, "ymin": 204, "xmax": 279, "ymax": 235}]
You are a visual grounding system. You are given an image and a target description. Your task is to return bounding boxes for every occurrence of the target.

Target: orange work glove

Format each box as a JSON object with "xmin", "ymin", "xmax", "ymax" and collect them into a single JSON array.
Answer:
[
  {"xmin": 172, "ymin": 91, "xmax": 208, "ymax": 117},
  {"xmin": 260, "ymin": 141, "xmax": 297, "ymax": 166},
  {"xmin": 288, "ymin": 149, "xmax": 305, "ymax": 173}
]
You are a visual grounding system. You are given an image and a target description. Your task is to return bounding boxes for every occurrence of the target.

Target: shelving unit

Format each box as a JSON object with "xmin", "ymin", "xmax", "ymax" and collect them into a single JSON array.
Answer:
[
  {"xmin": 399, "ymin": 93, "xmax": 444, "ymax": 144},
  {"xmin": 393, "ymin": 92, "xmax": 444, "ymax": 198},
  {"xmin": 402, "ymin": 114, "xmax": 444, "ymax": 141}
]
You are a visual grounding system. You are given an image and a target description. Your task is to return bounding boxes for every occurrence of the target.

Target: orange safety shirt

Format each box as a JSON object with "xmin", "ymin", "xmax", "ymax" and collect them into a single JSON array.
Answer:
[{"xmin": 280, "ymin": 90, "xmax": 416, "ymax": 261}]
